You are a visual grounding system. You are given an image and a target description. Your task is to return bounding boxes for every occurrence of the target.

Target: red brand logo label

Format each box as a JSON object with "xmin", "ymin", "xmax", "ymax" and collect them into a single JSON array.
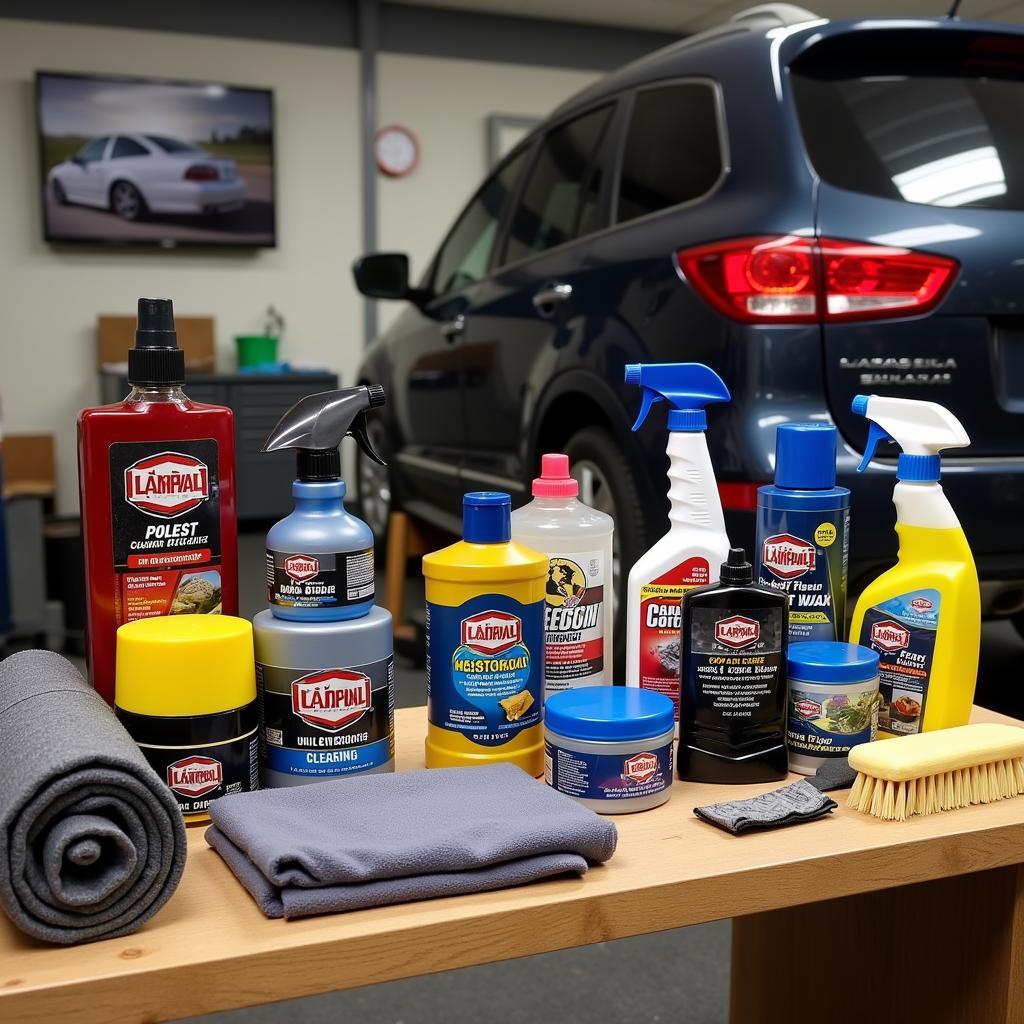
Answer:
[
  {"xmin": 460, "ymin": 610, "xmax": 522, "ymax": 655},
  {"xmin": 715, "ymin": 614, "xmax": 760, "ymax": 649},
  {"xmin": 761, "ymin": 534, "xmax": 816, "ymax": 581},
  {"xmin": 910, "ymin": 597, "xmax": 933, "ymax": 612},
  {"xmin": 166, "ymin": 756, "xmax": 223, "ymax": 797},
  {"xmin": 870, "ymin": 620, "xmax": 910, "ymax": 652},
  {"xmin": 793, "ymin": 698, "xmax": 822, "ymax": 719},
  {"xmin": 291, "ymin": 669, "xmax": 373, "ymax": 732},
  {"xmin": 284, "ymin": 554, "xmax": 320, "ymax": 582},
  {"xmin": 623, "ymin": 752, "xmax": 660, "ymax": 784},
  {"xmin": 124, "ymin": 452, "xmax": 210, "ymax": 519}
]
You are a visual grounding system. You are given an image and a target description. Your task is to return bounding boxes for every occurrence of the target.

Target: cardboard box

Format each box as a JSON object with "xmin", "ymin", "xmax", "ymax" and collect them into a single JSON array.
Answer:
[
  {"xmin": 3, "ymin": 433, "xmax": 56, "ymax": 499},
  {"xmin": 97, "ymin": 314, "xmax": 215, "ymax": 371}
]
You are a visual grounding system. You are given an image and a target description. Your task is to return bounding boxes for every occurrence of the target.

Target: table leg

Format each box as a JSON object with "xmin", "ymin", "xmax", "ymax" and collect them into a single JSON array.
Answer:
[{"xmin": 730, "ymin": 863, "xmax": 1024, "ymax": 1024}]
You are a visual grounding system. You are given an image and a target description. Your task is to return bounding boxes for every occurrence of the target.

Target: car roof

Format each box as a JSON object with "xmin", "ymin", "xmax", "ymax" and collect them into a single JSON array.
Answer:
[{"xmin": 549, "ymin": 10, "xmax": 1024, "ymax": 121}]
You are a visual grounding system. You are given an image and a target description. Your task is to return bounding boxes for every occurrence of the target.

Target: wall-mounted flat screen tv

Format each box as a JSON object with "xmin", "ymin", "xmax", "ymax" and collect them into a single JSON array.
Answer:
[{"xmin": 36, "ymin": 71, "xmax": 276, "ymax": 247}]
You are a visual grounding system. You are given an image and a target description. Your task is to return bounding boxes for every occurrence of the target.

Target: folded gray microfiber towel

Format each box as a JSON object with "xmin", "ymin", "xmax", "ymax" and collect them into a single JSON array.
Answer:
[
  {"xmin": 0, "ymin": 650, "xmax": 187, "ymax": 944},
  {"xmin": 206, "ymin": 762, "xmax": 618, "ymax": 919}
]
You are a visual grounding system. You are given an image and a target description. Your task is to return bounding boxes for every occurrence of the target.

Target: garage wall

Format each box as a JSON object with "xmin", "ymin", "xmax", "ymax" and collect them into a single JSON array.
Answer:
[{"xmin": 0, "ymin": 17, "xmax": 597, "ymax": 513}]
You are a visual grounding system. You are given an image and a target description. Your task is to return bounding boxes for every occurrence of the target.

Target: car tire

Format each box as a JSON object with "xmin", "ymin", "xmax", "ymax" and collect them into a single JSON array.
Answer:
[
  {"xmin": 562, "ymin": 425, "xmax": 650, "ymax": 679},
  {"xmin": 52, "ymin": 179, "xmax": 68, "ymax": 205},
  {"xmin": 109, "ymin": 181, "xmax": 146, "ymax": 222},
  {"xmin": 353, "ymin": 408, "xmax": 396, "ymax": 546}
]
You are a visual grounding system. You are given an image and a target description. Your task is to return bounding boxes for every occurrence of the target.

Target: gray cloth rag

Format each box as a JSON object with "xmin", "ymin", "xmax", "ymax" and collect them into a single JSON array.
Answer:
[
  {"xmin": 206, "ymin": 762, "xmax": 618, "ymax": 919},
  {"xmin": 808, "ymin": 757, "xmax": 858, "ymax": 792},
  {"xmin": 694, "ymin": 779, "xmax": 838, "ymax": 835},
  {"xmin": 0, "ymin": 650, "xmax": 187, "ymax": 944}
]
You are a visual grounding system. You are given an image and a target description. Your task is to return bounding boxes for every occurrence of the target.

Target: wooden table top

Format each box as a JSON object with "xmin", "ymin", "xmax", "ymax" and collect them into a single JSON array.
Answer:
[{"xmin": 4, "ymin": 705, "xmax": 1024, "ymax": 1024}]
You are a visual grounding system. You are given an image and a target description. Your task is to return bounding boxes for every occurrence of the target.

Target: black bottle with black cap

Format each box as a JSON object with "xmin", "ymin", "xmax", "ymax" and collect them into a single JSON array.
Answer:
[
  {"xmin": 79, "ymin": 297, "xmax": 239, "ymax": 704},
  {"xmin": 677, "ymin": 547, "xmax": 789, "ymax": 784}
]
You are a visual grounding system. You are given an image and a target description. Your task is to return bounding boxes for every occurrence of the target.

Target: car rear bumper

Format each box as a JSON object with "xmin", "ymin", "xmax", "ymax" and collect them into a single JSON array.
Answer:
[{"xmin": 146, "ymin": 179, "xmax": 246, "ymax": 215}]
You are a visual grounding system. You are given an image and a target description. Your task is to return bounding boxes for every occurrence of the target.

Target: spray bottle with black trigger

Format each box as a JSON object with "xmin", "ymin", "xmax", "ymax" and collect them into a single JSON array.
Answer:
[{"xmin": 252, "ymin": 386, "xmax": 397, "ymax": 787}]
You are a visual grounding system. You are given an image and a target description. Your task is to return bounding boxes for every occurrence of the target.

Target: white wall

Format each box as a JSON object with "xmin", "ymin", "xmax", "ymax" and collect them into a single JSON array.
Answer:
[{"xmin": 0, "ymin": 18, "xmax": 596, "ymax": 512}]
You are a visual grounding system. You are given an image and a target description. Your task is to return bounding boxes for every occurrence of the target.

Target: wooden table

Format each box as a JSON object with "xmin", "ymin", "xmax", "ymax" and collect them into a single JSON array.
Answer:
[{"xmin": 4, "ymin": 706, "xmax": 1024, "ymax": 1024}]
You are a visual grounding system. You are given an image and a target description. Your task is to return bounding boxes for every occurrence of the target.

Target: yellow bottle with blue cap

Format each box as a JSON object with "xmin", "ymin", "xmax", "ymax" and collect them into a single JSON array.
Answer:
[
  {"xmin": 424, "ymin": 492, "xmax": 547, "ymax": 775},
  {"xmin": 115, "ymin": 615, "xmax": 259, "ymax": 822}
]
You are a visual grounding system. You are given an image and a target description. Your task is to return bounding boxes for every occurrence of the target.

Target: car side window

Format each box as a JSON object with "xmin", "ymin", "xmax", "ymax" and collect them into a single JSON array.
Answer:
[
  {"xmin": 616, "ymin": 83, "xmax": 722, "ymax": 224},
  {"xmin": 431, "ymin": 147, "xmax": 529, "ymax": 297},
  {"xmin": 79, "ymin": 136, "xmax": 110, "ymax": 162},
  {"xmin": 504, "ymin": 104, "xmax": 614, "ymax": 264},
  {"xmin": 111, "ymin": 136, "xmax": 148, "ymax": 159}
]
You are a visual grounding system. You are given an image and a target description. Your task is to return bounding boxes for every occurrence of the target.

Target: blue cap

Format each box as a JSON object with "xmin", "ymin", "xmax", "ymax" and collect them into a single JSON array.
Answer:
[
  {"xmin": 788, "ymin": 641, "xmax": 879, "ymax": 684},
  {"xmin": 544, "ymin": 686, "xmax": 675, "ymax": 742},
  {"xmin": 775, "ymin": 423, "xmax": 837, "ymax": 490},
  {"xmin": 462, "ymin": 491, "xmax": 511, "ymax": 543},
  {"xmin": 668, "ymin": 409, "xmax": 707, "ymax": 432},
  {"xmin": 897, "ymin": 453, "xmax": 941, "ymax": 482}
]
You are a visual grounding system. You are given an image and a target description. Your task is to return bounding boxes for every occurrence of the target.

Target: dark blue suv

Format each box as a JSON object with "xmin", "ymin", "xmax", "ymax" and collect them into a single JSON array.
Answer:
[{"xmin": 353, "ymin": 8, "xmax": 1024, "ymax": 649}]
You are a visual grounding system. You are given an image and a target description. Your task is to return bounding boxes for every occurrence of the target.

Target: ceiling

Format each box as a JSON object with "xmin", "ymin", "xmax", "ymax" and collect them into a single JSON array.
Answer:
[{"xmin": 397, "ymin": 0, "xmax": 1024, "ymax": 33}]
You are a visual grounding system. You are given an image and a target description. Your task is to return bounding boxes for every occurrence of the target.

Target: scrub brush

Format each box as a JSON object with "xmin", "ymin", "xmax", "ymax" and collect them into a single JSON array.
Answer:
[{"xmin": 847, "ymin": 723, "xmax": 1024, "ymax": 821}]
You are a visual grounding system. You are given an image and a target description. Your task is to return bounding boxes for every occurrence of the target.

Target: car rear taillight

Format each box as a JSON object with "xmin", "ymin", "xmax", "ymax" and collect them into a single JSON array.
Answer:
[
  {"xmin": 183, "ymin": 164, "xmax": 219, "ymax": 181},
  {"xmin": 676, "ymin": 236, "xmax": 958, "ymax": 324}
]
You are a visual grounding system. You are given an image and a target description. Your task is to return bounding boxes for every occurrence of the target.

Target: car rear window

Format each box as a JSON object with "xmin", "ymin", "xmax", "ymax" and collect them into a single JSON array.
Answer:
[
  {"xmin": 145, "ymin": 135, "xmax": 202, "ymax": 154},
  {"xmin": 615, "ymin": 82, "xmax": 723, "ymax": 224},
  {"xmin": 791, "ymin": 30, "xmax": 1024, "ymax": 210}
]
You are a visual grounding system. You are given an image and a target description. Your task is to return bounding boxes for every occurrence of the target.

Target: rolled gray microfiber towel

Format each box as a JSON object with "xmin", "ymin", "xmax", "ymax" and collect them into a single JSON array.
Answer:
[
  {"xmin": 0, "ymin": 650, "xmax": 187, "ymax": 944},
  {"xmin": 206, "ymin": 762, "xmax": 618, "ymax": 919}
]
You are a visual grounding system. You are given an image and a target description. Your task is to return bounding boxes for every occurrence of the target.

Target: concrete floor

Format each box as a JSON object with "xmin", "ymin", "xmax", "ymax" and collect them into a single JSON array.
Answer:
[{"xmin": 177, "ymin": 528, "xmax": 1024, "ymax": 1024}]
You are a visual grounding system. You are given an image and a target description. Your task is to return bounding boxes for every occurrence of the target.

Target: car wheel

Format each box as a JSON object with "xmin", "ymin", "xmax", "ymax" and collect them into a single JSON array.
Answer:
[
  {"xmin": 110, "ymin": 181, "xmax": 146, "ymax": 221},
  {"xmin": 52, "ymin": 179, "xmax": 68, "ymax": 205},
  {"xmin": 562, "ymin": 425, "xmax": 650, "ymax": 678},
  {"xmin": 354, "ymin": 411, "xmax": 395, "ymax": 545}
]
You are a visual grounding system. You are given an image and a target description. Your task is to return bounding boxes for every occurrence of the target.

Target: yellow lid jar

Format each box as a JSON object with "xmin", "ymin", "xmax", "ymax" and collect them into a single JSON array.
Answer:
[{"xmin": 115, "ymin": 615, "xmax": 258, "ymax": 823}]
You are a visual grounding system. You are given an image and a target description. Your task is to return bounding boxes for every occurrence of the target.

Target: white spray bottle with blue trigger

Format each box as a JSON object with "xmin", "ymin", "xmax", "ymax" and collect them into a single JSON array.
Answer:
[
  {"xmin": 252, "ymin": 386, "xmax": 397, "ymax": 788},
  {"xmin": 624, "ymin": 363, "xmax": 732, "ymax": 730}
]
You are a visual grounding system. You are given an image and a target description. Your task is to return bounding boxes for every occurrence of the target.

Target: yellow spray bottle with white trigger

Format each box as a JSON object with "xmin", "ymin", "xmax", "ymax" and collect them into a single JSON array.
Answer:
[{"xmin": 849, "ymin": 395, "xmax": 980, "ymax": 738}]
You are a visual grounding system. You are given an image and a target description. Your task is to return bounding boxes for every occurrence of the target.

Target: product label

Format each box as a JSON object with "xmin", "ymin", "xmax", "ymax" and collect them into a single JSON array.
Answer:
[
  {"xmin": 427, "ymin": 594, "xmax": 543, "ymax": 747},
  {"xmin": 257, "ymin": 657, "xmax": 395, "ymax": 777},
  {"xmin": 265, "ymin": 548, "xmax": 374, "ymax": 610},
  {"xmin": 109, "ymin": 440, "xmax": 222, "ymax": 625},
  {"xmin": 638, "ymin": 557, "xmax": 711, "ymax": 719},
  {"xmin": 544, "ymin": 740, "xmax": 672, "ymax": 802},
  {"xmin": 543, "ymin": 550, "xmax": 606, "ymax": 694},
  {"xmin": 685, "ymin": 607, "xmax": 785, "ymax": 727},
  {"xmin": 756, "ymin": 507, "xmax": 849, "ymax": 643},
  {"xmin": 859, "ymin": 589, "xmax": 940, "ymax": 735},
  {"xmin": 787, "ymin": 683, "xmax": 879, "ymax": 759},
  {"xmin": 131, "ymin": 722, "xmax": 258, "ymax": 816}
]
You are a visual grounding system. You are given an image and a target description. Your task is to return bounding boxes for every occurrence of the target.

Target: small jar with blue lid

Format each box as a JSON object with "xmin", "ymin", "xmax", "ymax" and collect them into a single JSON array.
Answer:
[
  {"xmin": 787, "ymin": 641, "xmax": 881, "ymax": 775},
  {"xmin": 544, "ymin": 686, "xmax": 675, "ymax": 814}
]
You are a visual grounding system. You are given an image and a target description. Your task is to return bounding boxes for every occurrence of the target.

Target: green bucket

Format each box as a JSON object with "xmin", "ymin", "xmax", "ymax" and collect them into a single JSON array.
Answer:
[{"xmin": 236, "ymin": 334, "xmax": 279, "ymax": 368}]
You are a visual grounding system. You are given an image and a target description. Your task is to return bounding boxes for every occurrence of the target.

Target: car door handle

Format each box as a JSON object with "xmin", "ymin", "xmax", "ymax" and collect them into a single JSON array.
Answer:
[
  {"xmin": 532, "ymin": 282, "xmax": 572, "ymax": 315},
  {"xmin": 440, "ymin": 314, "xmax": 465, "ymax": 341}
]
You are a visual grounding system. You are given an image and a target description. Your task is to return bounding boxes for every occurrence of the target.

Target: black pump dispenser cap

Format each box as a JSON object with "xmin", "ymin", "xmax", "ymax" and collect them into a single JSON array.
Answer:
[
  {"xmin": 720, "ymin": 547, "xmax": 753, "ymax": 585},
  {"xmin": 128, "ymin": 298, "xmax": 185, "ymax": 386},
  {"xmin": 297, "ymin": 448, "xmax": 341, "ymax": 481}
]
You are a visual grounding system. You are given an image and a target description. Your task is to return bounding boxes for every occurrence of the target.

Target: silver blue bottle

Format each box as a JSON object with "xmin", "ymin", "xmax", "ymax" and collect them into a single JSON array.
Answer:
[{"xmin": 253, "ymin": 387, "xmax": 396, "ymax": 787}]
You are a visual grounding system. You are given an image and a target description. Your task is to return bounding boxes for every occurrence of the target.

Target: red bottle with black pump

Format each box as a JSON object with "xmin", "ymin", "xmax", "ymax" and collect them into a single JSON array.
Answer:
[{"xmin": 79, "ymin": 298, "xmax": 238, "ymax": 703}]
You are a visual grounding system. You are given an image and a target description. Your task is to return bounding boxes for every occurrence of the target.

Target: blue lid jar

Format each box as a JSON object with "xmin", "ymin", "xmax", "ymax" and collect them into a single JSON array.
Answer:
[
  {"xmin": 788, "ymin": 641, "xmax": 879, "ymax": 684},
  {"xmin": 545, "ymin": 686, "xmax": 675, "ymax": 742}
]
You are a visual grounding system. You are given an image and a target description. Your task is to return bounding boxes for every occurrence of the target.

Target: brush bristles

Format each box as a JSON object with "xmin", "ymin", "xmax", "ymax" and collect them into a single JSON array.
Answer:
[{"xmin": 848, "ymin": 756, "xmax": 1024, "ymax": 820}]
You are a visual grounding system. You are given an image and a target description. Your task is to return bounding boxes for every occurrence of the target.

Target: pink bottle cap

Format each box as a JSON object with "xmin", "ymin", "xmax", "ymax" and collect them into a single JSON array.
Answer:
[{"xmin": 532, "ymin": 453, "xmax": 579, "ymax": 498}]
